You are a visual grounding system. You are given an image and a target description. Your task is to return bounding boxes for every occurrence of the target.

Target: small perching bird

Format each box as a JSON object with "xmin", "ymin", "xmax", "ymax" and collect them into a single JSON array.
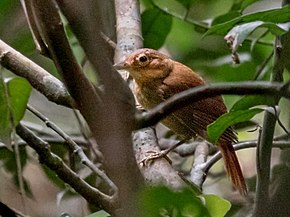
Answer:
[{"xmin": 114, "ymin": 48, "xmax": 247, "ymax": 196}]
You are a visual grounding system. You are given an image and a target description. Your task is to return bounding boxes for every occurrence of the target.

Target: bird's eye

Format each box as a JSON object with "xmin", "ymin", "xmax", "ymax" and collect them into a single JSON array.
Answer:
[{"xmin": 136, "ymin": 54, "xmax": 150, "ymax": 66}]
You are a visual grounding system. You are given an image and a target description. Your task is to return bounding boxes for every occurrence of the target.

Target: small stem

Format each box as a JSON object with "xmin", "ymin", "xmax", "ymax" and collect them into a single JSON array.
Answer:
[
  {"xmin": 202, "ymin": 139, "xmax": 290, "ymax": 175},
  {"xmin": 27, "ymin": 104, "xmax": 118, "ymax": 194},
  {"xmin": 254, "ymin": 30, "xmax": 285, "ymax": 217}
]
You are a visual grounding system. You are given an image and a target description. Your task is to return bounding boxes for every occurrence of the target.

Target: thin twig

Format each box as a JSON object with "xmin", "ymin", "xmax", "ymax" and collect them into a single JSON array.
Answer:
[
  {"xmin": 14, "ymin": 140, "xmax": 28, "ymax": 214},
  {"xmin": 71, "ymin": 109, "xmax": 104, "ymax": 163},
  {"xmin": 253, "ymin": 50, "xmax": 274, "ymax": 80},
  {"xmin": 16, "ymin": 123, "xmax": 116, "ymax": 210},
  {"xmin": 100, "ymin": 32, "xmax": 116, "ymax": 49},
  {"xmin": 202, "ymin": 140, "xmax": 290, "ymax": 174},
  {"xmin": 27, "ymin": 104, "xmax": 118, "ymax": 194},
  {"xmin": 20, "ymin": 0, "xmax": 50, "ymax": 56},
  {"xmin": 274, "ymin": 106, "xmax": 290, "ymax": 137}
]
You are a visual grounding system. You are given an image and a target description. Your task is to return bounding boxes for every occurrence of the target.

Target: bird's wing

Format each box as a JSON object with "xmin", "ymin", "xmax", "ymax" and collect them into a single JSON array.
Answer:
[{"xmin": 159, "ymin": 61, "xmax": 237, "ymax": 142}]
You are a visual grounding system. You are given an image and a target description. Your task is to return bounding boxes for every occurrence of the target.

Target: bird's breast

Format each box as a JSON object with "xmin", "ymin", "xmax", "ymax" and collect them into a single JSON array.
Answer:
[{"xmin": 134, "ymin": 82, "xmax": 164, "ymax": 110}]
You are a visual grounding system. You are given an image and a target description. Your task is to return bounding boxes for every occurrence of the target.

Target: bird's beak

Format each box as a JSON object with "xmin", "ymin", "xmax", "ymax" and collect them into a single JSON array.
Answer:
[{"xmin": 113, "ymin": 61, "xmax": 128, "ymax": 70}]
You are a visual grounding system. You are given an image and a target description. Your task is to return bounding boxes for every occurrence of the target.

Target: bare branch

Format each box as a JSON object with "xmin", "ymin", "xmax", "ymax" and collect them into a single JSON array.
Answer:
[
  {"xmin": 133, "ymin": 128, "xmax": 185, "ymax": 189},
  {"xmin": 137, "ymin": 82, "xmax": 290, "ymax": 129},
  {"xmin": 52, "ymin": 1, "xmax": 142, "ymax": 215},
  {"xmin": 114, "ymin": 0, "xmax": 143, "ymax": 80},
  {"xmin": 27, "ymin": 104, "xmax": 118, "ymax": 195},
  {"xmin": 189, "ymin": 142, "xmax": 210, "ymax": 188},
  {"xmin": 16, "ymin": 123, "xmax": 116, "ymax": 210},
  {"xmin": 20, "ymin": 0, "xmax": 50, "ymax": 56},
  {"xmin": 202, "ymin": 140, "xmax": 290, "ymax": 175},
  {"xmin": 0, "ymin": 39, "xmax": 72, "ymax": 107},
  {"xmin": 254, "ymin": 17, "xmax": 287, "ymax": 215},
  {"xmin": 114, "ymin": 0, "xmax": 190, "ymax": 193}
]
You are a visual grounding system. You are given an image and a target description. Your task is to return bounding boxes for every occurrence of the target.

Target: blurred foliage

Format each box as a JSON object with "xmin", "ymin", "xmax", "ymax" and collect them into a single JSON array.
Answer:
[{"xmin": 139, "ymin": 186, "xmax": 231, "ymax": 217}]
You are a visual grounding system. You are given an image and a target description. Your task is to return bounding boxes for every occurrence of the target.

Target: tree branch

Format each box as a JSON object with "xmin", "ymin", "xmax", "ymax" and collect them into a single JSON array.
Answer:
[
  {"xmin": 114, "ymin": 0, "xmax": 187, "ymax": 192},
  {"xmin": 0, "ymin": 39, "xmax": 72, "ymax": 107},
  {"xmin": 137, "ymin": 82, "xmax": 290, "ymax": 129},
  {"xmin": 15, "ymin": 123, "xmax": 116, "ymax": 211},
  {"xmin": 20, "ymin": 0, "xmax": 50, "ymax": 56},
  {"xmin": 27, "ymin": 104, "xmax": 118, "ymax": 194},
  {"xmin": 254, "ymin": 15, "xmax": 287, "ymax": 214},
  {"xmin": 51, "ymin": 1, "xmax": 143, "ymax": 215},
  {"xmin": 202, "ymin": 140, "xmax": 290, "ymax": 175}
]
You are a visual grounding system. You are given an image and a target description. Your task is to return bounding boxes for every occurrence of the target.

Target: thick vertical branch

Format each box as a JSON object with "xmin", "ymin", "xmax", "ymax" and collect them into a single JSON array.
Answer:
[
  {"xmin": 254, "ymin": 7, "xmax": 287, "ymax": 216},
  {"xmin": 54, "ymin": 0, "xmax": 143, "ymax": 216},
  {"xmin": 114, "ymin": 0, "xmax": 143, "ymax": 80},
  {"xmin": 114, "ymin": 0, "xmax": 185, "ymax": 189}
]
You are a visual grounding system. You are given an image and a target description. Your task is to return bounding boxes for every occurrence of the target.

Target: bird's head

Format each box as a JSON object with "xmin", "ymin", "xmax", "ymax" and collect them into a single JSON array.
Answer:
[{"xmin": 114, "ymin": 48, "xmax": 173, "ymax": 85}]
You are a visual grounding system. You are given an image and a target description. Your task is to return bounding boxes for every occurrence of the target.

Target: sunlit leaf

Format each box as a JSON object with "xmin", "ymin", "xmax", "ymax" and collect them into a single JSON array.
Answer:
[
  {"xmin": 142, "ymin": 7, "xmax": 173, "ymax": 49},
  {"xmin": 212, "ymin": 11, "xmax": 241, "ymax": 26},
  {"xmin": 85, "ymin": 210, "xmax": 111, "ymax": 217},
  {"xmin": 202, "ymin": 194, "xmax": 231, "ymax": 217},
  {"xmin": 176, "ymin": 0, "xmax": 195, "ymax": 9},
  {"xmin": 204, "ymin": 5, "xmax": 290, "ymax": 36},
  {"xmin": 231, "ymin": 0, "xmax": 261, "ymax": 11},
  {"xmin": 225, "ymin": 21, "xmax": 290, "ymax": 53},
  {"xmin": 0, "ymin": 77, "xmax": 31, "ymax": 149},
  {"xmin": 60, "ymin": 213, "xmax": 72, "ymax": 217},
  {"xmin": 6, "ymin": 77, "xmax": 31, "ymax": 123},
  {"xmin": 207, "ymin": 108, "xmax": 263, "ymax": 144},
  {"xmin": 152, "ymin": 0, "xmax": 187, "ymax": 19},
  {"xmin": 231, "ymin": 95, "xmax": 276, "ymax": 111}
]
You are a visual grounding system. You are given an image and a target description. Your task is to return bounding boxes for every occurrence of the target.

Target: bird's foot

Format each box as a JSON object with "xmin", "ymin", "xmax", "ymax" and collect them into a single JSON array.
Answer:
[{"xmin": 139, "ymin": 150, "xmax": 172, "ymax": 166}]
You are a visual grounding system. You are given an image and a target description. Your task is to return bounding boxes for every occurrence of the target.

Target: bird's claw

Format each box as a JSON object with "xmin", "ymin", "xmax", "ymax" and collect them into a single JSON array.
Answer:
[{"xmin": 139, "ymin": 150, "xmax": 172, "ymax": 166}]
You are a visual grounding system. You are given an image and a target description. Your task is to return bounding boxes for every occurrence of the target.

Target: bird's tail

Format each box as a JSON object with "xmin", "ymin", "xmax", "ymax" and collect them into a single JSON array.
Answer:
[{"xmin": 218, "ymin": 141, "xmax": 247, "ymax": 196}]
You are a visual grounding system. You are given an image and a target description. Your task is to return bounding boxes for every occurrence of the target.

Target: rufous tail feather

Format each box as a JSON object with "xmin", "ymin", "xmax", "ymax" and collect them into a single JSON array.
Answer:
[{"xmin": 218, "ymin": 141, "xmax": 247, "ymax": 196}]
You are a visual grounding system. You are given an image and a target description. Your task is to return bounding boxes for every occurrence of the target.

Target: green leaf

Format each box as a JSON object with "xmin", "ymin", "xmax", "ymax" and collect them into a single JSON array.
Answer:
[
  {"xmin": 202, "ymin": 194, "xmax": 231, "ymax": 217},
  {"xmin": 0, "ymin": 77, "xmax": 31, "ymax": 148},
  {"xmin": 152, "ymin": 0, "xmax": 187, "ymax": 20},
  {"xmin": 142, "ymin": 7, "xmax": 173, "ymax": 49},
  {"xmin": 140, "ymin": 186, "xmax": 211, "ymax": 217},
  {"xmin": 0, "ymin": 76, "xmax": 12, "ymax": 146},
  {"xmin": 6, "ymin": 77, "xmax": 32, "ymax": 123},
  {"xmin": 231, "ymin": 95, "xmax": 276, "ymax": 111},
  {"xmin": 212, "ymin": 11, "xmax": 241, "ymax": 26},
  {"xmin": 85, "ymin": 210, "xmax": 110, "ymax": 217},
  {"xmin": 207, "ymin": 108, "xmax": 263, "ymax": 144},
  {"xmin": 42, "ymin": 165, "xmax": 66, "ymax": 189},
  {"xmin": 176, "ymin": 0, "xmax": 195, "ymax": 9},
  {"xmin": 204, "ymin": 5, "xmax": 290, "ymax": 36},
  {"xmin": 231, "ymin": 0, "xmax": 261, "ymax": 11},
  {"xmin": 225, "ymin": 21, "xmax": 290, "ymax": 53},
  {"xmin": 0, "ymin": 146, "xmax": 32, "ymax": 197}
]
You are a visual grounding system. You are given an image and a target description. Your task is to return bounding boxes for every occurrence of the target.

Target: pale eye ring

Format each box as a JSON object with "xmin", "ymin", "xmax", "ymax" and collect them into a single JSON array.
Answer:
[{"xmin": 137, "ymin": 54, "xmax": 149, "ymax": 66}]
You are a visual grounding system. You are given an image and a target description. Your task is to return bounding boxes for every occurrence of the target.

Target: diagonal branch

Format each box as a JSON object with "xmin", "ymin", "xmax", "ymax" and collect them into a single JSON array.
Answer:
[
  {"xmin": 0, "ymin": 39, "xmax": 72, "ymax": 107},
  {"xmin": 137, "ymin": 82, "xmax": 290, "ymax": 129},
  {"xmin": 20, "ymin": 0, "xmax": 50, "ymax": 56},
  {"xmin": 16, "ymin": 123, "xmax": 116, "ymax": 210},
  {"xmin": 27, "ymin": 104, "xmax": 118, "ymax": 194}
]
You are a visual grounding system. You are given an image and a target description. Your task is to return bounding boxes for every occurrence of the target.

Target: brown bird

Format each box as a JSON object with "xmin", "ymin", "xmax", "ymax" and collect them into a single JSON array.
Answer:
[{"xmin": 114, "ymin": 48, "xmax": 247, "ymax": 195}]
